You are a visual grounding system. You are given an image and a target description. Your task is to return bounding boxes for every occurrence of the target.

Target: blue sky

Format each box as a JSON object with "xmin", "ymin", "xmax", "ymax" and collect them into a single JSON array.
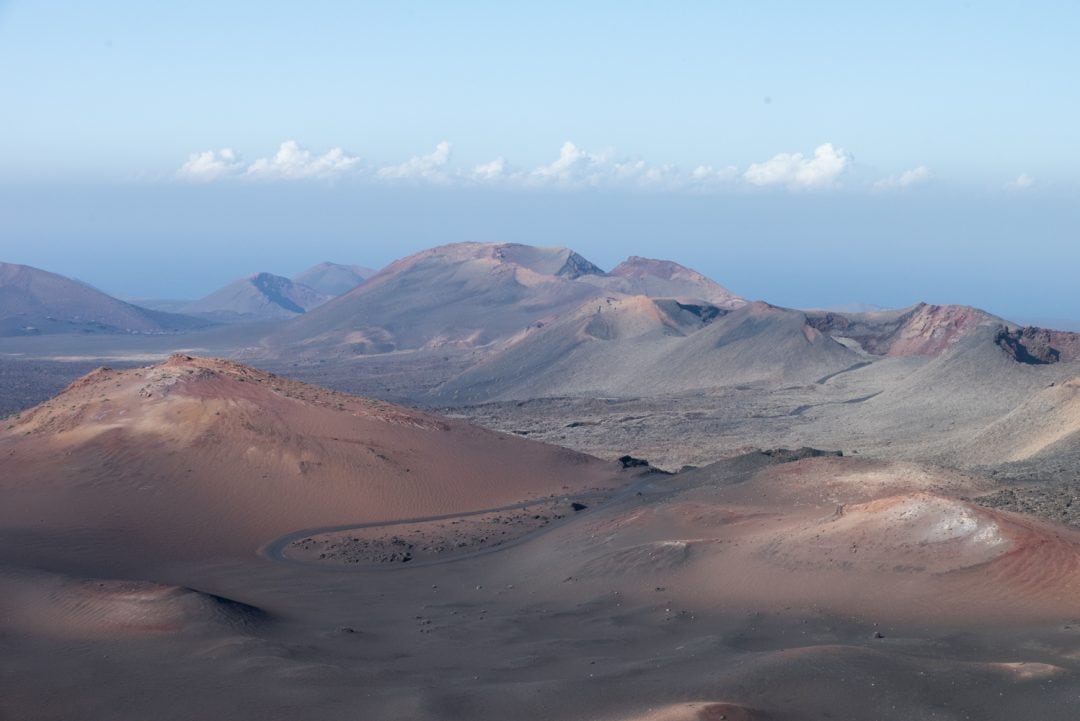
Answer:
[{"xmin": 0, "ymin": 1, "xmax": 1077, "ymax": 320}]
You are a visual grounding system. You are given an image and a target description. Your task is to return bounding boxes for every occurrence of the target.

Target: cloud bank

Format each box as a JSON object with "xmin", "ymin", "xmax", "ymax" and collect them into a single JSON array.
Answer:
[
  {"xmin": 177, "ymin": 148, "xmax": 244, "ymax": 181},
  {"xmin": 873, "ymin": 165, "xmax": 931, "ymax": 190},
  {"xmin": 246, "ymin": 141, "xmax": 360, "ymax": 180},
  {"xmin": 743, "ymin": 143, "xmax": 851, "ymax": 189},
  {"xmin": 176, "ymin": 140, "xmax": 868, "ymax": 192},
  {"xmin": 377, "ymin": 141, "xmax": 453, "ymax": 183},
  {"xmin": 1005, "ymin": 173, "xmax": 1035, "ymax": 191}
]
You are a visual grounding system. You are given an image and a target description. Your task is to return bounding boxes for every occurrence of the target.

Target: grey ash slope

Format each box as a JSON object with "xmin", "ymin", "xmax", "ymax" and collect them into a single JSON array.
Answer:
[
  {"xmin": 429, "ymin": 281, "xmax": 1080, "ymax": 405},
  {"xmin": 432, "ymin": 298, "xmax": 860, "ymax": 403},
  {"xmin": 0, "ymin": 262, "xmax": 209, "ymax": 336},
  {"xmin": 291, "ymin": 262, "xmax": 376, "ymax": 296}
]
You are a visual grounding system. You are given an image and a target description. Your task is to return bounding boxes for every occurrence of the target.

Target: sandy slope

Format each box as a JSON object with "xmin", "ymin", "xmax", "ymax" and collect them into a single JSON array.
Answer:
[
  {"xmin": 951, "ymin": 375, "xmax": 1080, "ymax": 463},
  {"xmin": 0, "ymin": 565, "xmax": 264, "ymax": 639}
]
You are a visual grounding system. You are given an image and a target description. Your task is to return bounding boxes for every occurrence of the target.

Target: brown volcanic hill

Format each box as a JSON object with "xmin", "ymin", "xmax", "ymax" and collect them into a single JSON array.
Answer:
[
  {"xmin": 433, "ymin": 299, "xmax": 859, "ymax": 403},
  {"xmin": 0, "ymin": 355, "xmax": 615, "ymax": 572},
  {"xmin": 291, "ymin": 262, "xmax": 376, "ymax": 296},
  {"xmin": 585, "ymin": 256, "xmax": 746, "ymax": 309},
  {"xmin": 0, "ymin": 262, "xmax": 209, "ymax": 336},
  {"xmin": 806, "ymin": 302, "xmax": 1002, "ymax": 356},
  {"xmin": 179, "ymin": 272, "xmax": 331, "ymax": 321},
  {"xmin": 264, "ymin": 242, "xmax": 610, "ymax": 356},
  {"xmin": 807, "ymin": 302, "xmax": 1080, "ymax": 365},
  {"xmin": 510, "ymin": 452, "xmax": 1080, "ymax": 623}
]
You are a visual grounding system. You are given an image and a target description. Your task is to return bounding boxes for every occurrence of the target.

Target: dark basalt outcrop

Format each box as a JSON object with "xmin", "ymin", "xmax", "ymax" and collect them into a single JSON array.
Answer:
[
  {"xmin": 995, "ymin": 326, "xmax": 1080, "ymax": 365},
  {"xmin": 556, "ymin": 251, "xmax": 606, "ymax": 279}
]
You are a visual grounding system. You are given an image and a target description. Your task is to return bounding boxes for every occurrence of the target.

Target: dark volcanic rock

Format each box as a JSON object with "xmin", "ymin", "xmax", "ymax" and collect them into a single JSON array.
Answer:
[
  {"xmin": 556, "ymin": 251, "xmax": 605, "ymax": 279},
  {"xmin": 995, "ymin": 325, "xmax": 1080, "ymax": 364},
  {"xmin": 618, "ymin": 455, "xmax": 651, "ymax": 468}
]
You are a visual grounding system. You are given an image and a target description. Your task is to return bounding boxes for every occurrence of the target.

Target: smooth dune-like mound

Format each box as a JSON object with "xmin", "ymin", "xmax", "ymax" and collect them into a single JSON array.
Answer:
[
  {"xmin": 762, "ymin": 492, "xmax": 1012, "ymax": 573},
  {"xmin": 524, "ymin": 454, "xmax": 1080, "ymax": 623},
  {"xmin": 0, "ymin": 354, "xmax": 616, "ymax": 570},
  {"xmin": 0, "ymin": 566, "xmax": 264, "ymax": 638}
]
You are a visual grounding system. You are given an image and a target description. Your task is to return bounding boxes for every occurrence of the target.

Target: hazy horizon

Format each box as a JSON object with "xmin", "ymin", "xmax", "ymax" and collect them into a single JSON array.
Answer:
[
  {"xmin": 2, "ymin": 1, "xmax": 1077, "ymax": 323},
  {"xmin": 2, "ymin": 180, "xmax": 1077, "ymax": 325}
]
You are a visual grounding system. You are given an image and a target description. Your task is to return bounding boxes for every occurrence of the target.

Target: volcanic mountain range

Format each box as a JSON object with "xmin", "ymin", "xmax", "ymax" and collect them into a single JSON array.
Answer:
[
  {"xmin": 5, "ymin": 244, "xmax": 1080, "ymax": 719},
  {"xmin": 240, "ymin": 243, "xmax": 1080, "ymax": 411},
  {"xmin": 7, "ymin": 243, "xmax": 1079, "ymax": 384}
]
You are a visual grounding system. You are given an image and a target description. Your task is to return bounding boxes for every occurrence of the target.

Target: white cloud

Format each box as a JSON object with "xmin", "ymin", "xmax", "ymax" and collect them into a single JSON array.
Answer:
[
  {"xmin": 174, "ymin": 139, "xmax": 887, "ymax": 193},
  {"xmin": 470, "ymin": 157, "xmax": 515, "ymax": 182},
  {"xmin": 177, "ymin": 141, "xmax": 359, "ymax": 182},
  {"xmin": 1005, "ymin": 173, "xmax": 1035, "ymax": 191},
  {"xmin": 743, "ymin": 143, "xmax": 852, "ymax": 189},
  {"xmin": 523, "ymin": 141, "xmax": 702, "ymax": 190},
  {"xmin": 689, "ymin": 164, "xmax": 740, "ymax": 188},
  {"xmin": 176, "ymin": 148, "xmax": 244, "ymax": 181},
  {"xmin": 376, "ymin": 141, "xmax": 453, "ymax": 183},
  {"xmin": 246, "ymin": 140, "xmax": 360, "ymax": 180},
  {"xmin": 528, "ymin": 141, "xmax": 612, "ymax": 186},
  {"xmin": 873, "ymin": 165, "xmax": 931, "ymax": 190}
]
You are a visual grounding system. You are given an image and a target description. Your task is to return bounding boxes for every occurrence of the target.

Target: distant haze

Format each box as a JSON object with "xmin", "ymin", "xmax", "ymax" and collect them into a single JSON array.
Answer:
[
  {"xmin": 1, "ymin": 181, "xmax": 1077, "ymax": 324},
  {"xmin": 2, "ymin": 2, "xmax": 1078, "ymax": 324}
]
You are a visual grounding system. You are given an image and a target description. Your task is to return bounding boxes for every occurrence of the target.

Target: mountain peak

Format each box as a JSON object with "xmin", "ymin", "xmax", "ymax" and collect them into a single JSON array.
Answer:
[
  {"xmin": 180, "ymin": 272, "xmax": 330, "ymax": 321},
  {"xmin": 591, "ymin": 255, "xmax": 745, "ymax": 309},
  {"xmin": 292, "ymin": 262, "xmax": 375, "ymax": 296}
]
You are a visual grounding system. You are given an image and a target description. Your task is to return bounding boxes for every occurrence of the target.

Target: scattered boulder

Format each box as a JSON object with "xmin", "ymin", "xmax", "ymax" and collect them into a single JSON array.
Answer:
[
  {"xmin": 619, "ymin": 455, "xmax": 651, "ymax": 468},
  {"xmin": 762, "ymin": 447, "xmax": 843, "ymax": 462}
]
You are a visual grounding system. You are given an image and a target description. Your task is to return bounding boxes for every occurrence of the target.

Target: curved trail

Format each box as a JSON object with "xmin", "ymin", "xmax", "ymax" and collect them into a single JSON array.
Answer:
[
  {"xmin": 815, "ymin": 360, "xmax": 873, "ymax": 385},
  {"xmin": 261, "ymin": 474, "xmax": 663, "ymax": 572}
]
